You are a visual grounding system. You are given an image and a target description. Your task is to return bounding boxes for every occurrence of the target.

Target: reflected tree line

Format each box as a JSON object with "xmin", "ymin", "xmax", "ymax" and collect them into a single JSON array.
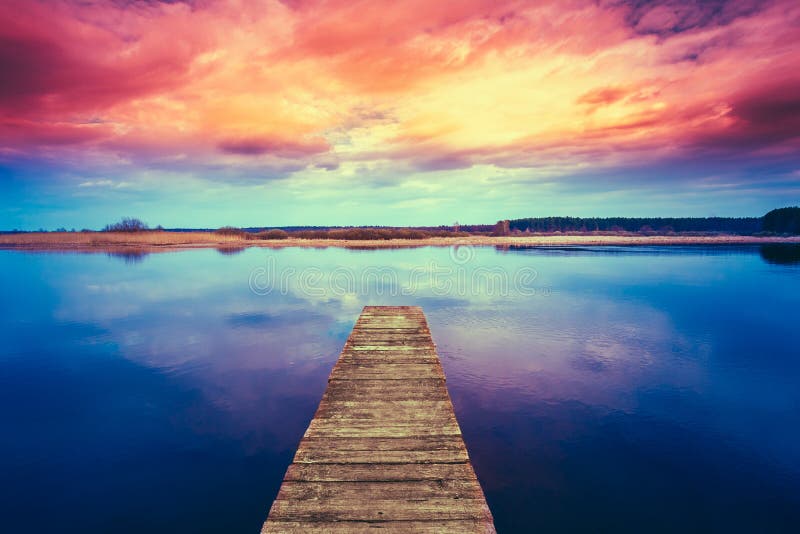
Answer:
[
  {"xmin": 104, "ymin": 244, "xmax": 800, "ymax": 267},
  {"xmin": 759, "ymin": 244, "xmax": 800, "ymax": 265},
  {"xmin": 105, "ymin": 246, "xmax": 249, "ymax": 264}
]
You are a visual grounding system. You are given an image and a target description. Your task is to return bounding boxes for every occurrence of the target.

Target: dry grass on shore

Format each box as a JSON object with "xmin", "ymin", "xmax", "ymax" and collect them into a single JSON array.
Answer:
[
  {"xmin": 0, "ymin": 231, "xmax": 246, "ymax": 247},
  {"xmin": 1, "ymin": 231, "xmax": 799, "ymax": 252}
]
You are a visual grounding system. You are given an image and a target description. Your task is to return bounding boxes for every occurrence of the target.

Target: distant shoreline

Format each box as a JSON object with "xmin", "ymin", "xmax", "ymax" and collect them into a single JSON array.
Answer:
[{"xmin": 1, "ymin": 232, "xmax": 799, "ymax": 253}]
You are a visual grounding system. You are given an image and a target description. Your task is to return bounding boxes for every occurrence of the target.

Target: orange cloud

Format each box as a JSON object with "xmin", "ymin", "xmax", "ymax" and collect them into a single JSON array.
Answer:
[{"xmin": 1, "ymin": 0, "xmax": 798, "ymax": 182}]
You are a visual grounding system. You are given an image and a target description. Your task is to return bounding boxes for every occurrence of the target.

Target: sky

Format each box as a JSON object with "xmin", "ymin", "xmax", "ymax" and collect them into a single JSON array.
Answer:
[{"xmin": 1, "ymin": 0, "xmax": 799, "ymax": 229}]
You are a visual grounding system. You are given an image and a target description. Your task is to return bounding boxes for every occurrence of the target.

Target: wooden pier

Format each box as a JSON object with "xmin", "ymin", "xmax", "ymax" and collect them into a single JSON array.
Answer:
[{"xmin": 263, "ymin": 306, "xmax": 496, "ymax": 533}]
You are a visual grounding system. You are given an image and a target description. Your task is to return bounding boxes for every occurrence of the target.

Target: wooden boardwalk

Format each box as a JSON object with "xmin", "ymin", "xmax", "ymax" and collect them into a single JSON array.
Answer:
[{"xmin": 263, "ymin": 306, "xmax": 495, "ymax": 533}]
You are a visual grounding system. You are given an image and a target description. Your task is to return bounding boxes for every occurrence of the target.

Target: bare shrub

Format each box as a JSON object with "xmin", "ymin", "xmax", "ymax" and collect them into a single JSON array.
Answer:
[
  {"xmin": 214, "ymin": 226, "xmax": 256, "ymax": 239},
  {"xmin": 103, "ymin": 217, "xmax": 149, "ymax": 232},
  {"xmin": 256, "ymin": 229, "xmax": 289, "ymax": 240}
]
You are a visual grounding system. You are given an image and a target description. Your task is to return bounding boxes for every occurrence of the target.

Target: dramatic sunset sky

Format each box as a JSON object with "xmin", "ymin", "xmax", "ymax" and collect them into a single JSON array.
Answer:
[{"xmin": 1, "ymin": 0, "xmax": 799, "ymax": 229}]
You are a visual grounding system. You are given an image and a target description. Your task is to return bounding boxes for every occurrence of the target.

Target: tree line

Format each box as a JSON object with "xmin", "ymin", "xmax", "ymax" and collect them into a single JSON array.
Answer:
[
  {"xmin": 762, "ymin": 207, "xmax": 800, "ymax": 234},
  {"xmin": 506, "ymin": 216, "xmax": 762, "ymax": 234},
  {"xmin": 16, "ymin": 207, "xmax": 798, "ymax": 236}
]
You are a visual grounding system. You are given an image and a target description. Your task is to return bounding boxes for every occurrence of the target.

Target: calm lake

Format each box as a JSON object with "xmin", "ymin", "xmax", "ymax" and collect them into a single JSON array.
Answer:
[{"xmin": 1, "ymin": 245, "xmax": 799, "ymax": 533}]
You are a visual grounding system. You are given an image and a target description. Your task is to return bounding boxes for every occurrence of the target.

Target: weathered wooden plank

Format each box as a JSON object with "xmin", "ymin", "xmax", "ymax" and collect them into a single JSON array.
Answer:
[
  {"xmin": 356, "ymin": 319, "xmax": 426, "ymax": 323},
  {"xmin": 262, "ymin": 306, "xmax": 495, "ymax": 533},
  {"xmin": 314, "ymin": 400, "xmax": 453, "ymax": 413},
  {"xmin": 338, "ymin": 355, "xmax": 441, "ymax": 365},
  {"xmin": 314, "ymin": 399, "xmax": 455, "ymax": 412},
  {"xmin": 263, "ymin": 520, "xmax": 495, "ymax": 534},
  {"xmin": 321, "ymin": 387, "xmax": 450, "ymax": 402},
  {"xmin": 268, "ymin": 497, "xmax": 492, "ymax": 521},
  {"xmin": 311, "ymin": 408, "xmax": 456, "ymax": 422},
  {"xmin": 345, "ymin": 334, "xmax": 432, "ymax": 340},
  {"xmin": 323, "ymin": 378, "xmax": 448, "ymax": 390},
  {"xmin": 346, "ymin": 332, "xmax": 432, "ymax": 338},
  {"xmin": 354, "ymin": 322, "xmax": 427, "ymax": 329},
  {"xmin": 274, "ymin": 480, "xmax": 486, "ymax": 501},
  {"xmin": 320, "ymin": 389, "xmax": 450, "ymax": 402},
  {"xmin": 283, "ymin": 462, "xmax": 480, "ymax": 482},
  {"xmin": 298, "ymin": 436, "xmax": 467, "ymax": 452},
  {"xmin": 341, "ymin": 343, "xmax": 434, "ymax": 349},
  {"xmin": 340, "ymin": 343, "xmax": 431, "ymax": 353},
  {"xmin": 293, "ymin": 448, "xmax": 469, "ymax": 464},
  {"xmin": 311, "ymin": 410, "xmax": 456, "ymax": 424},
  {"xmin": 343, "ymin": 342, "xmax": 435, "ymax": 352},
  {"xmin": 352, "ymin": 328, "xmax": 429, "ymax": 332},
  {"xmin": 304, "ymin": 421, "xmax": 462, "ymax": 438},
  {"xmin": 329, "ymin": 363, "xmax": 446, "ymax": 380}
]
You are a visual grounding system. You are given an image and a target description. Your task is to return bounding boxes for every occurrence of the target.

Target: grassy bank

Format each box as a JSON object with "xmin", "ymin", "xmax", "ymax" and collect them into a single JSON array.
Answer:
[{"xmin": 2, "ymin": 231, "xmax": 800, "ymax": 252}]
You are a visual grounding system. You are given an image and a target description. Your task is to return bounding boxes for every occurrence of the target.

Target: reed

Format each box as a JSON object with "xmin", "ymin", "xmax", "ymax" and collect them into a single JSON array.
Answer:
[{"xmin": 0, "ymin": 231, "xmax": 247, "ymax": 247}]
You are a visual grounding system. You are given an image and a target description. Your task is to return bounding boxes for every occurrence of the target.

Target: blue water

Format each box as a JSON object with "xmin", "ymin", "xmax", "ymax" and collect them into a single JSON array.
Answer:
[{"xmin": 1, "ymin": 245, "xmax": 799, "ymax": 533}]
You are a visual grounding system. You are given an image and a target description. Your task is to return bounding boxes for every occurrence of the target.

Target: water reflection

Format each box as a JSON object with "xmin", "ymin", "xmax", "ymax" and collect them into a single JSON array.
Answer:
[
  {"xmin": 215, "ymin": 246, "xmax": 248, "ymax": 256},
  {"xmin": 760, "ymin": 244, "xmax": 800, "ymax": 265},
  {"xmin": 495, "ymin": 243, "xmax": 764, "ymax": 257},
  {"xmin": 105, "ymin": 249, "xmax": 150, "ymax": 264},
  {"xmin": 1, "ymin": 246, "xmax": 799, "ymax": 533}
]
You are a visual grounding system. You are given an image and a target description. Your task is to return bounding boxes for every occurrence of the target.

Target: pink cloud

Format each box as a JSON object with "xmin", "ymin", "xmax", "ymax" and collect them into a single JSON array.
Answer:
[
  {"xmin": 0, "ymin": 118, "xmax": 112, "ymax": 147},
  {"xmin": 218, "ymin": 137, "xmax": 330, "ymax": 158},
  {"xmin": 0, "ymin": 1, "xmax": 210, "ymax": 117},
  {"xmin": 577, "ymin": 86, "xmax": 632, "ymax": 108},
  {"xmin": 0, "ymin": 0, "xmax": 798, "ymax": 181},
  {"xmin": 688, "ymin": 77, "xmax": 800, "ymax": 152}
]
